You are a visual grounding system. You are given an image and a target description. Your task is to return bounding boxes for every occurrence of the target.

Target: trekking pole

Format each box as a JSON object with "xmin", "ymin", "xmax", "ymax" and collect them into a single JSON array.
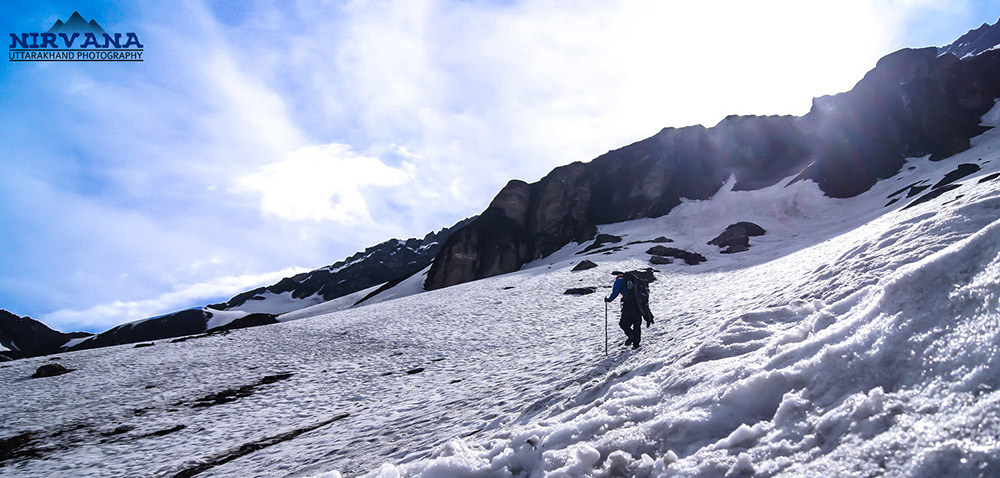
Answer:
[{"xmin": 604, "ymin": 301, "xmax": 608, "ymax": 356}]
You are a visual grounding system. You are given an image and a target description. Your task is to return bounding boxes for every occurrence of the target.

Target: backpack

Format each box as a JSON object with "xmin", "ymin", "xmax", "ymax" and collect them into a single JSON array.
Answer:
[{"xmin": 622, "ymin": 271, "xmax": 654, "ymax": 324}]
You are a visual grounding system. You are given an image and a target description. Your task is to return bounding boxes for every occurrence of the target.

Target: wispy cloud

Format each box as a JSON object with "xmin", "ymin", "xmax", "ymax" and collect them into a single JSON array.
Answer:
[
  {"xmin": 235, "ymin": 143, "xmax": 414, "ymax": 223},
  {"xmin": 41, "ymin": 267, "xmax": 311, "ymax": 332},
  {"xmin": 0, "ymin": 0, "xmax": 993, "ymax": 332}
]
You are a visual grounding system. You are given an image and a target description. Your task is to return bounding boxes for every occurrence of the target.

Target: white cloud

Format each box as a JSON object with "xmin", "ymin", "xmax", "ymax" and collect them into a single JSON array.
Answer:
[
  {"xmin": 235, "ymin": 143, "xmax": 414, "ymax": 223},
  {"xmin": 268, "ymin": 0, "xmax": 943, "ymax": 206},
  {"xmin": 201, "ymin": 0, "xmax": 982, "ymax": 230},
  {"xmin": 4, "ymin": 0, "xmax": 993, "ymax": 334},
  {"xmin": 199, "ymin": 48, "xmax": 305, "ymax": 161},
  {"xmin": 41, "ymin": 266, "xmax": 311, "ymax": 332}
]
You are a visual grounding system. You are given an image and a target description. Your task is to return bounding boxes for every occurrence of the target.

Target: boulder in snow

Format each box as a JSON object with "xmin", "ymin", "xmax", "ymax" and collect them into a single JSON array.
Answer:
[
  {"xmin": 580, "ymin": 234, "xmax": 623, "ymax": 254},
  {"xmin": 646, "ymin": 246, "xmax": 707, "ymax": 265},
  {"xmin": 31, "ymin": 363, "xmax": 73, "ymax": 378},
  {"xmin": 708, "ymin": 222, "xmax": 766, "ymax": 253}
]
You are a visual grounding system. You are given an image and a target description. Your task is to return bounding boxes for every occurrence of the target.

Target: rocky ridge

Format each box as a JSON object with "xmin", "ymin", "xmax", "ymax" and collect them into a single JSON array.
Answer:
[
  {"xmin": 3, "ymin": 220, "xmax": 472, "ymax": 358},
  {"xmin": 63, "ymin": 219, "xmax": 473, "ymax": 353},
  {"xmin": 940, "ymin": 17, "xmax": 1000, "ymax": 59},
  {"xmin": 425, "ymin": 47, "xmax": 1000, "ymax": 290},
  {"xmin": 210, "ymin": 219, "xmax": 473, "ymax": 311},
  {"xmin": 0, "ymin": 310, "xmax": 89, "ymax": 361}
]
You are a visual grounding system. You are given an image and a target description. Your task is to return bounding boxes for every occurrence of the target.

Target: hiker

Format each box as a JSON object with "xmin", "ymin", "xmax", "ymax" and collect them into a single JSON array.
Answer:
[{"xmin": 605, "ymin": 271, "xmax": 654, "ymax": 349}]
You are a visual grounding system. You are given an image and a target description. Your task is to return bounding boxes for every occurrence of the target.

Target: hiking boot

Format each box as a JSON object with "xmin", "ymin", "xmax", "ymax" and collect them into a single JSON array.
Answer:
[
  {"xmin": 623, "ymin": 339, "xmax": 633, "ymax": 347},
  {"xmin": 632, "ymin": 342, "xmax": 640, "ymax": 350}
]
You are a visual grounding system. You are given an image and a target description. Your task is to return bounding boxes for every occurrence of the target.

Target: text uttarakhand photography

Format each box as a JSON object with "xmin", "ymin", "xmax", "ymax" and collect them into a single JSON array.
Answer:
[{"xmin": 9, "ymin": 49, "xmax": 143, "ymax": 61}]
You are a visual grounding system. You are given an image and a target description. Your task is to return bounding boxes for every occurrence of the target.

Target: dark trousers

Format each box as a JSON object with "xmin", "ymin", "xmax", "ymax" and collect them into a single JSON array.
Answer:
[{"xmin": 619, "ymin": 301, "xmax": 641, "ymax": 345}]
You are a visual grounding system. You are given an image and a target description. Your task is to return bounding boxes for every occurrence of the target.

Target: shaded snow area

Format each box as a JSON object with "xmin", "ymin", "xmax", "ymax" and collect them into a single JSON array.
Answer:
[
  {"xmin": 279, "ymin": 285, "xmax": 382, "ymax": 322},
  {"xmin": 225, "ymin": 291, "xmax": 325, "ymax": 316},
  {"xmin": 5, "ymin": 129, "xmax": 1000, "ymax": 477}
]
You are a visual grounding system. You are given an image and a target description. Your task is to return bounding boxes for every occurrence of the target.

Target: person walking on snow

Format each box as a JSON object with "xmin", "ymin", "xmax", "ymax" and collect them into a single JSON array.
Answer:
[{"xmin": 606, "ymin": 271, "xmax": 654, "ymax": 349}]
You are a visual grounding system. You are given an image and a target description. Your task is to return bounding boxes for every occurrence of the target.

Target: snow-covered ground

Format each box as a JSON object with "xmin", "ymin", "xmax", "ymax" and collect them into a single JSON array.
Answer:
[{"xmin": 4, "ymin": 117, "xmax": 1000, "ymax": 477}]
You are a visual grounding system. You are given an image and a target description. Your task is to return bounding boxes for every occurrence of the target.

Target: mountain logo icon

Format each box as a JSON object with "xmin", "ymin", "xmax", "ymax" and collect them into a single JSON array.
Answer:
[
  {"xmin": 47, "ymin": 11, "xmax": 106, "ymax": 36},
  {"xmin": 8, "ymin": 11, "xmax": 144, "ymax": 62}
]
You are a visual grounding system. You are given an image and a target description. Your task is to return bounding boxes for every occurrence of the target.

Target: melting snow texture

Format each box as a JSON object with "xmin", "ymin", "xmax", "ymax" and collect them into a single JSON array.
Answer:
[{"xmin": 5, "ymin": 117, "xmax": 1000, "ymax": 477}]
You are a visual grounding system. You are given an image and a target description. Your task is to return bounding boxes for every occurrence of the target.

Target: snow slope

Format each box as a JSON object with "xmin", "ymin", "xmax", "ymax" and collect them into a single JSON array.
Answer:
[
  {"xmin": 278, "ymin": 284, "xmax": 382, "ymax": 322},
  {"xmin": 4, "ymin": 114, "xmax": 1000, "ymax": 477}
]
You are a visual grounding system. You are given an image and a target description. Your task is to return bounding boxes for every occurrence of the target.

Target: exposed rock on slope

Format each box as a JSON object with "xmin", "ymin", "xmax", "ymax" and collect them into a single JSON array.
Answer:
[
  {"xmin": 646, "ymin": 246, "xmax": 707, "ymax": 265},
  {"xmin": 794, "ymin": 48, "xmax": 998, "ymax": 197},
  {"xmin": 31, "ymin": 363, "xmax": 73, "ymax": 378},
  {"xmin": 0, "ymin": 310, "xmax": 90, "ymax": 360},
  {"xmin": 579, "ymin": 234, "xmax": 623, "ymax": 254},
  {"xmin": 427, "ymin": 48, "xmax": 1000, "ymax": 291},
  {"xmin": 940, "ymin": 18, "xmax": 1000, "ymax": 59},
  {"xmin": 212, "ymin": 219, "xmax": 473, "ymax": 311},
  {"xmin": 68, "ymin": 309, "xmax": 209, "ymax": 352},
  {"xmin": 426, "ymin": 165, "xmax": 594, "ymax": 290},
  {"xmin": 709, "ymin": 222, "xmax": 767, "ymax": 253}
]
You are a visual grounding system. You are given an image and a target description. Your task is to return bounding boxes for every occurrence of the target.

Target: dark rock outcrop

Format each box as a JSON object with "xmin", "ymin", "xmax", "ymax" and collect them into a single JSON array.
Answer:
[
  {"xmin": 572, "ymin": 260, "xmax": 598, "ymax": 271},
  {"xmin": 794, "ymin": 48, "xmax": 997, "ymax": 197},
  {"xmin": 628, "ymin": 236, "xmax": 674, "ymax": 246},
  {"xmin": 427, "ymin": 164, "xmax": 595, "ymax": 289},
  {"xmin": 564, "ymin": 287, "xmax": 598, "ymax": 295},
  {"xmin": 0, "ymin": 431, "xmax": 38, "ymax": 463},
  {"xmin": 579, "ymin": 234, "xmax": 623, "ymax": 254},
  {"xmin": 168, "ymin": 413, "xmax": 349, "ymax": 478},
  {"xmin": 0, "ymin": 310, "xmax": 90, "ymax": 360},
  {"xmin": 709, "ymin": 222, "xmax": 767, "ymax": 253},
  {"xmin": 905, "ymin": 184, "xmax": 965, "ymax": 210},
  {"xmin": 31, "ymin": 363, "xmax": 73, "ymax": 378},
  {"xmin": 188, "ymin": 373, "xmax": 293, "ymax": 408},
  {"xmin": 979, "ymin": 172, "xmax": 1000, "ymax": 183},
  {"xmin": 897, "ymin": 163, "xmax": 983, "ymax": 210},
  {"xmin": 426, "ymin": 48, "xmax": 1000, "ymax": 290},
  {"xmin": 888, "ymin": 180, "xmax": 932, "ymax": 201},
  {"xmin": 206, "ymin": 313, "xmax": 279, "ymax": 333},
  {"xmin": 933, "ymin": 163, "xmax": 981, "ymax": 188},
  {"xmin": 646, "ymin": 246, "xmax": 708, "ymax": 265}
]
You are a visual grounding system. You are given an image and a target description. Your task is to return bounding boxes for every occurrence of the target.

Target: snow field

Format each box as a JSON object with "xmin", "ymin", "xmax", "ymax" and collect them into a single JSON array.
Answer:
[
  {"xmin": 343, "ymin": 124, "xmax": 1000, "ymax": 476},
  {"xmin": 4, "ymin": 113, "xmax": 1000, "ymax": 477}
]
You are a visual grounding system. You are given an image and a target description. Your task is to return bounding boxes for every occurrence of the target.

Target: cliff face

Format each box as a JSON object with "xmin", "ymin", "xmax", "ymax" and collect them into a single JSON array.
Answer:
[
  {"xmin": 425, "ymin": 48, "xmax": 1000, "ymax": 291},
  {"xmin": 796, "ymin": 48, "xmax": 999, "ymax": 197},
  {"xmin": 426, "ymin": 166, "xmax": 594, "ymax": 290}
]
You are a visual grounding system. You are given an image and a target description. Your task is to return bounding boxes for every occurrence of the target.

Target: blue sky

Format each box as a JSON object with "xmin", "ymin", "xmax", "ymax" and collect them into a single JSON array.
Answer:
[{"xmin": 2, "ymin": 0, "xmax": 999, "ymax": 333}]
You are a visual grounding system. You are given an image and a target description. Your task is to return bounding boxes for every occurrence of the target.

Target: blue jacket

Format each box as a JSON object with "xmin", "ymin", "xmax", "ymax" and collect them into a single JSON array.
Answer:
[{"xmin": 607, "ymin": 277, "xmax": 625, "ymax": 302}]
